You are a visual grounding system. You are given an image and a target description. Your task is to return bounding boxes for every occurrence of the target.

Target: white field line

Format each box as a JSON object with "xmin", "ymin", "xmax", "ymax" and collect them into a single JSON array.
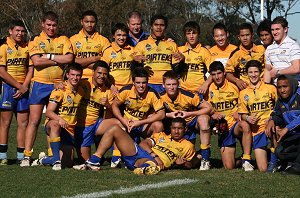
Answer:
[{"xmin": 63, "ymin": 178, "xmax": 198, "ymax": 198}]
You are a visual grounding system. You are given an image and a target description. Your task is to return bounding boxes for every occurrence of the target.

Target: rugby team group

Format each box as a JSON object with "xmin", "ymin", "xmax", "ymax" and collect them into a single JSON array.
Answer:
[{"xmin": 0, "ymin": 10, "xmax": 300, "ymax": 175}]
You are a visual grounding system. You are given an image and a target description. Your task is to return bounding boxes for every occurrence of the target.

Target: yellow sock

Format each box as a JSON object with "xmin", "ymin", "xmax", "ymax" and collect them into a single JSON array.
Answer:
[
  {"xmin": 270, "ymin": 147, "xmax": 275, "ymax": 153},
  {"xmin": 47, "ymin": 148, "xmax": 53, "ymax": 157},
  {"xmin": 242, "ymin": 154, "xmax": 251, "ymax": 160},
  {"xmin": 24, "ymin": 150, "xmax": 33, "ymax": 157},
  {"xmin": 200, "ymin": 144, "xmax": 211, "ymax": 150},
  {"xmin": 113, "ymin": 149, "xmax": 121, "ymax": 157},
  {"xmin": 49, "ymin": 137, "xmax": 61, "ymax": 143}
]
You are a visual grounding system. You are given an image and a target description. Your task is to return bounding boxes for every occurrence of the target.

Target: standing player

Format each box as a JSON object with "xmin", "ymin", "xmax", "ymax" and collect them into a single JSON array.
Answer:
[
  {"xmin": 256, "ymin": 19, "xmax": 273, "ymax": 48},
  {"xmin": 264, "ymin": 16, "xmax": 300, "ymax": 83},
  {"xmin": 70, "ymin": 10, "xmax": 110, "ymax": 80},
  {"xmin": 238, "ymin": 60, "xmax": 277, "ymax": 172},
  {"xmin": 101, "ymin": 23, "xmax": 135, "ymax": 90},
  {"xmin": 126, "ymin": 11, "xmax": 149, "ymax": 47},
  {"xmin": 20, "ymin": 11, "xmax": 74, "ymax": 166},
  {"xmin": 134, "ymin": 14, "xmax": 184, "ymax": 93},
  {"xmin": 160, "ymin": 71, "xmax": 213, "ymax": 170},
  {"xmin": 225, "ymin": 23, "xmax": 265, "ymax": 90},
  {"xmin": 208, "ymin": 61, "xmax": 253, "ymax": 171},
  {"xmin": 178, "ymin": 21, "xmax": 212, "ymax": 94},
  {"xmin": 0, "ymin": 20, "xmax": 33, "ymax": 164},
  {"xmin": 33, "ymin": 63, "xmax": 84, "ymax": 170}
]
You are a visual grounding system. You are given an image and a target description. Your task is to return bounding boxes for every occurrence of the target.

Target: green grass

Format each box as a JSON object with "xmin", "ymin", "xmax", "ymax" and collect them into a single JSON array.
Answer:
[{"xmin": 1, "ymin": 116, "xmax": 300, "ymax": 198}]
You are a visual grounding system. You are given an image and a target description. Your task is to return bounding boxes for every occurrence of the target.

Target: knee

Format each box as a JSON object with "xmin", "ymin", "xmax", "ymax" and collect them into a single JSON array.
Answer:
[
  {"xmin": 28, "ymin": 117, "xmax": 41, "ymax": 127},
  {"xmin": 239, "ymin": 121, "xmax": 251, "ymax": 133},
  {"xmin": 223, "ymin": 162, "xmax": 235, "ymax": 170},
  {"xmin": 198, "ymin": 115, "xmax": 210, "ymax": 124},
  {"xmin": 151, "ymin": 121, "xmax": 163, "ymax": 132}
]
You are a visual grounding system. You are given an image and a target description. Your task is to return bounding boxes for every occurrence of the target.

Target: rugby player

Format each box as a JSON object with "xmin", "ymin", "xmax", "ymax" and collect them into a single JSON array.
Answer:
[
  {"xmin": 81, "ymin": 117, "xmax": 195, "ymax": 174},
  {"xmin": 101, "ymin": 23, "xmax": 135, "ymax": 90},
  {"xmin": 178, "ymin": 21, "xmax": 212, "ymax": 94},
  {"xmin": 0, "ymin": 20, "xmax": 33, "ymax": 164},
  {"xmin": 264, "ymin": 16, "xmax": 300, "ymax": 83},
  {"xmin": 208, "ymin": 61, "xmax": 253, "ymax": 171},
  {"xmin": 225, "ymin": 23, "xmax": 265, "ymax": 90},
  {"xmin": 134, "ymin": 14, "xmax": 184, "ymax": 93},
  {"xmin": 32, "ymin": 63, "xmax": 84, "ymax": 170},
  {"xmin": 238, "ymin": 60, "xmax": 277, "ymax": 172},
  {"xmin": 126, "ymin": 11, "xmax": 149, "ymax": 47},
  {"xmin": 20, "ymin": 11, "xmax": 74, "ymax": 166},
  {"xmin": 70, "ymin": 10, "xmax": 110, "ymax": 80},
  {"xmin": 160, "ymin": 70, "xmax": 213, "ymax": 170},
  {"xmin": 256, "ymin": 19, "xmax": 273, "ymax": 48}
]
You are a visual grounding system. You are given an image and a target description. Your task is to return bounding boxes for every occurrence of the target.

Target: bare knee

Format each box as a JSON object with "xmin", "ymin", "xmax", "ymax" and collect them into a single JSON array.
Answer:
[
  {"xmin": 151, "ymin": 121, "xmax": 163, "ymax": 132},
  {"xmin": 197, "ymin": 115, "xmax": 210, "ymax": 130}
]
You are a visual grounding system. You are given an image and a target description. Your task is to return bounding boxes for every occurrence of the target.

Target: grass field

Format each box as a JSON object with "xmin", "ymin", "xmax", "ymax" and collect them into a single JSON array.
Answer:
[{"xmin": 1, "ymin": 117, "xmax": 300, "ymax": 198}]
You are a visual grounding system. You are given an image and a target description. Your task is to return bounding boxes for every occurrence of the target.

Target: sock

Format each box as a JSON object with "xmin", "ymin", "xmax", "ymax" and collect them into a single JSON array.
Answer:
[
  {"xmin": 24, "ymin": 150, "xmax": 33, "ymax": 157},
  {"xmin": 0, "ymin": 144, "xmax": 8, "ymax": 159},
  {"xmin": 270, "ymin": 148, "xmax": 278, "ymax": 164},
  {"xmin": 200, "ymin": 144, "xmax": 211, "ymax": 160},
  {"xmin": 89, "ymin": 154, "xmax": 101, "ymax": 164},
  {"xmin": 112, "ymin": 149, "xmax": 121, "ymax": 163},
  {"xmin": 50, "ymin": 137, "xmax": 61, "ymax": 162},
  {"xmin": 242, "ymin": 154, "xmax": 251, "ymax": 163},
  {"xmin": 17, "ymin": 147, "xmax": 25, "ymax": 161}
]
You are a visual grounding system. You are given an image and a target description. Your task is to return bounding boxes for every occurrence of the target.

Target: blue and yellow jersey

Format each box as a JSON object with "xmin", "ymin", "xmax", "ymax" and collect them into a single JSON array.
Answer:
[
  {"xmin": 225, "ymin": 44, "xmax": 265, "ymax": 83},
  {"xmin": 160, "ymin": 88, "xmax": 202, "ymax": 124},
  {"xmin": 101, "ymin": 42, "xmax": 134, "ymax": 89},
  {"xmin": 117, "ymin": 85, "xmax": 164, "ymax": 120},
  {"xmin": 209, "ymin": 43, "xmax": 237, "ymax": 66},
  {"xmin": 134, "ymin": 35, "xmax": 179, "ymax": 84},
  {"xmin": 45, "ymin": 81, "xmax": 85, "ymax": 134},
  {"xmin": 238, "ymin": 81, "xmax": 277, "ymax": 135},
  {"xmin": 76, "ymin": 79, "xmax": 113, "ymax": 127},
  {"xmin": 150, "ymin": 132, "xmax": 195, "ymax": 168},
  {"xmin": 70, "ymin": 29, "xmax": 110, "ymax": 79},
  {"xmin": 208, "ymin": 79, "xmax": 239, "ymax": 129},
  {"xmin": 0, "ymin": 37, "xmax": 32, "ymax": 83},
  {"xmin": 178, "ymin": 43, "xmax": 212, "ymax": 92},
  {"xmin": 28, "ymin": 31, "xmax": 73, "ymax": 84}
]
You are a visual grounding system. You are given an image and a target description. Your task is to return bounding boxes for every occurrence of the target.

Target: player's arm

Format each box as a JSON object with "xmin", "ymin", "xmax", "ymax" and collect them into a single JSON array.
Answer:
[
  {"xmin": 184, "ymin": 100, "xmax": 213, "ymax": 118},
  {"xmin": 139, "ymin": 138, "xmax": 154, "ymax": 153},
  {"xmin": 112, "ymin": 97, "xmax": 129, "ymax": 127},
  {"xmin": 23, "ymin": 65, "xmax": 34, "ymax": 88},
  {"xmin": 46, "ymin": 101, "xmax": 68, "ymax": 128},
  {"xmin": 75, "ymin": 56, "xmax": 100, "ymax": 68},
  {"xmin": 271, "ymin": 59, "xmax": 300, "ymax": 77},
  {"xmin": 0, "ymin": 66, "xmax": 27, "ymax": 95},
  {"xmin": 198, "ymin": 75, "xmax": 213, "ymax": 94},
  {"xmin": 226, "ymin": 73, "xmax": 248, "ymax": 90},
  {"xmin": 138, "ymin": 109, "xmax": 165, "ymax": 126}
]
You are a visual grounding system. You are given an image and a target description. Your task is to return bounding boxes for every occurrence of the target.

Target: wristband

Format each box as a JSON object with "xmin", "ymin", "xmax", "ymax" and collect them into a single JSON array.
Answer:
[
  {"xmin": 51, "ymin": 54, "xmax": 55, "ymax": 61},
  {"xmin": 46, "ymin": 54, "xmax": 51, "ymax": 59},
  {"xmin": 245, "ymin": 115, "xmax": 249, "ymax": 122}
]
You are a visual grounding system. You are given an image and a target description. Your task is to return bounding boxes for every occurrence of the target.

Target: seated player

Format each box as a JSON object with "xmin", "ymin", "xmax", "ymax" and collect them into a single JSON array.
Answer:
[
  {"xmin": 208, "ymin": 61, "xmax": 253, "ymax": 171},
  {"xmin": 75, "ymin": 60, "xmax": 121, "ymax": 162},
  {"xmin": 238, "ymin": 60, "xmax": 277, "ymax": 172},
  {"xmin": 80, "ymin": 117, "xmax": 195, "ymax": 174},
  {"xmin": 32, "ymin": 63, "xmax": 85, "ymax": 170},
  {"xmin": 266, "ymin": 75, "xmax": 300, "ymax": 174},
  {"xmin": 160, "ymin": 70, "xmax": 213, "ymax": 170}
]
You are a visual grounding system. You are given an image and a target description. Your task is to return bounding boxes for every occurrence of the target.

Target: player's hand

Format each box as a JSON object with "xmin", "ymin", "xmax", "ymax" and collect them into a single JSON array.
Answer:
[
  {"xmin": 110, "ymin": 85, "xmax": 119, "ymax": 97},
  {"xmin": 175, "ymin": 157, "xmax": 187, "ymax": 165},
  {"xmin": 177, "ymin": 110, "xmax": 189, "ymax": 118},
  {"xmin": 54, "ymin": 82, "xmax": 65, "ymax": 90},
  {"xmin": 198, "ymin": 84, "xmax": 208, "ymax": 95},
  {"xmin": 236, "ymin": 79, "xmax": 248, "ymax": 90},
  {"xmin": 58, "ymin": 117, "xmax": 68, "ymax": 128},
  {"xmin": 276, "ymin": 127, "xmax": 288, "ymax": 142},
  {"xmin": 133, "ymin": 55, "xmax": 147, "ymax": 63},
  {"xmin": 211, "ymin": 112, "xmax": 225, "ymax": 120},
  {"xmin": 166, "ymin": 38, "xmax": 174, "ymax": 42},
  {"xmin": 265, "ymin": 120, "xmax": 275, "ymax": 137},
  {"xmin": 246, "ymin": 113, "xmax": 258, "ymax": 124},
  {"xmin": 166, "ymin": 111, "xmax": 178, "ymax": 118},
  {"xmin": 172, "ymin": 52, "xmax": 185, "ymax": 62},
  {"xmin": 121, "ymin": 118, "xmax": 130, "ymax": 132},
  {"xmin": 128, "ymin": 120, "xmax": 142, "ymax": 132},
  {"xmin": 233, "ymin": 112, "xmax": 241, "ymax": 121},
  {"xmin": 269, "ymin": 68, "xmax": 277, "ymax": 78},
  {"xmin": 13, "ymin": 90, "xmax": 23, "ymax": 99},
  {"xmin": 99, "ymin": 96, "xmax": 109, "ymax": 107},
  {"xmin": 154, "ymin": 156, "xmax": 165, "ymax": 170}
]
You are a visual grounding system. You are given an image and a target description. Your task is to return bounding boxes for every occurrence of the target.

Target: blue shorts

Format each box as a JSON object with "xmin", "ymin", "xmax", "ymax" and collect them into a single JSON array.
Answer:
[
  {"xmin": 148, "ymin": 84, "xmax": 165, "ymax": 95},
  {"xmin": 253, "ymin": 132, "xmax": 268, "ymax": 150},
  {"xmin": 184, "ymin": 117, "xmax": 198, "ymax": 141},
  {"xmin": 29, "ymin": 81, "xmax": 54, "ymax": 105},
  {"xmin": 74, "ymin": 118, "xmax": 103, "ymax": 148},
  {"xmin": 44, "ymin": 126, "xmax": 74, "ymax": 146},
  {"xmin": 130, "ymin": 125, "xmax": 145, "ymax": 143},
  {"xmin": 121, "ymin": 143, "xmax": 154, "ymax": 171},
  {"xmin": 218, "ymin": 122, "xmax": 238, "ymax": 148},
  {"xmin": 0, "ymin": 83, "xmax": 29, "ymax": 111}
]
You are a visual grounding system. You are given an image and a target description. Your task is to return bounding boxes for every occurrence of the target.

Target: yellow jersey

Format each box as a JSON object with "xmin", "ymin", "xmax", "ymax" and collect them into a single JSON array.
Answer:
[{"xmin": 209, "ymin": 43, "xmax": 237, "ymax": 66}]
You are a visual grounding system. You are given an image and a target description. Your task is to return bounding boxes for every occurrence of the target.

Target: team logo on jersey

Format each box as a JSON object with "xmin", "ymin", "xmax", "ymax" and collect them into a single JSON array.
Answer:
[
  {"xmin": 124, "ymin": 100, "xmax": 131, "ymax": 106},
  {"xmin": 76, "ymin": 42, "xmax": 82, "ymax": 49},
  {"xmin": 158, "ymin": 137, "xmax": 165, "ymax": 143},
  {"xmin": 7, "ymin": 47, "xmax": 13, "ymax": 55},
  {"xmin": 240, "ymin": 58, "xmax": 247, "ymax": 65},
  {"xmin": 111, "ymin": 52, "xmax": 117, "ymax": 59},
  {"xmin": 145, "ymin": 44, "xmax": 152, "ymax": 51},
  {"xmin": 244, "ymin": 94, "xmax": 249, "ymax": 102},
  {"xmin": 40, "ymin": 42, "xmax": 46, "ymax": 49},
  {"xmin": 209, "ymin": 91, "xmax": 214, "ymax": 98},
  {"xmin": 66, "ymin": 95, "xmax": 73, "ymax": 103}
]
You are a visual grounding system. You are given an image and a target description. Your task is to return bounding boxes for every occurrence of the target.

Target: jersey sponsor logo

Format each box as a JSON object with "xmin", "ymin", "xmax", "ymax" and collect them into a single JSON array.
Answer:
[
  {"xmin": 211, "ymin": 52, "xmax": 218, "ymax": 56},
  {"xmin": 61, "ymin": 106, "xmax": 78, "ymax": 114},
  {"xmin": 126, "ymin": 108, "xmax": 147, "ymax": 119},
  {"xmin": 7, "ymin": 58, "xmax": 27, "ymax": 65},
  {"xmin": 145, "ymin": 44, "xmax": 151, "ymax": 51},
  {"xmin": 77, "ymin": 51, "xmax": 99, "ymax": 58},
  {"xmin": 186, "ymin": 63, "xmax": 205, "ymax": 72},
  {"xmin": 211, "ymin": 100, "xmax": 237, "ymax": 111},
  {"xmin": 110, "ymin": 61, "xmax": 132, "ymax": 71},
  {"xmin": 153, "ymin": 145, "xmax": 177, "ymax": 161},
  {"xmin": 248, "ymin": 101, "xmax": 274, "ymax": 112},
  {"xmin": 81, "ymin": 98, "xmax": 101, "ymax": 109},
  {"xmin": 156, "ymin": 48, "xmax": 162, "ymax": 52},
  {"xmin": 40, "ymin": 42, "xmax": 46, "ymax": 49},
  {"xmin": 66, "ymin": 95, "xmax": 73, "ymax": 103},
  {"xmin": 111, "ymin": 51, "xmax": 117, "ymax": 59},
  {"xmin": 146, "ymin": 53, "xmax": 171, "ymax": 62},
  {"xmin": 7, "ymin": 47, "xmax": 13, "ymax": 55}
]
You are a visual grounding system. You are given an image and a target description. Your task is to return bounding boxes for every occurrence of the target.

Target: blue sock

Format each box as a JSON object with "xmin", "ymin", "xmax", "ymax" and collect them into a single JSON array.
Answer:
[
  {"xmin": 270, "ymin": 152, "xmax": 278, "ymax": 164},
  {"xmin": 50, "ymin": 141, "xmax": 60, "ymax": 162},
  {"xmin": 0, "ymin": 144, "xmax": 8, "ymax": 159},
  {"xmin": 201, "ymin": 149, "xmax": 210, "ymax": 160},
  {"xmin": 111, "ymin": 156, "xmax": 120, "ymax": 163},
  {"xmin": 17, "ymin": 152, "xmax": 24, "ymax": 161},
  {"xmin": 42, "ymin": 156, "xmax": 56, "ymax": 165},
  {"xmin": 89, "ymin": 155, "xmax": 101, "ymax": 163},
  {"xmin": 0, "ymin": 152, "xmax": 7, "ymax": 159}
]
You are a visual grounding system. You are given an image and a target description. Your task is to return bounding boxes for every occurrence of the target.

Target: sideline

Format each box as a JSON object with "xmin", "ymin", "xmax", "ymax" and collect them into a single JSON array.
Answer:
[{"xmin": 63, "ymin": 178, "xmax": 198, "ymax": 198}]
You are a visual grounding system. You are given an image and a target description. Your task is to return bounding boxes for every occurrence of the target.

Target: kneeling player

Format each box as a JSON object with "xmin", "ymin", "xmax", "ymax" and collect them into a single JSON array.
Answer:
[
  {"xmin": 78, "ymin": 117, "xmax": 195, "ymax": 174},
  {"xmin": 33, "ymin": 64, "xmax": 84, "ymax": 170},
  {"xmin": 208, "ymin": 61, "xmax": 253, "ymax": 171}
]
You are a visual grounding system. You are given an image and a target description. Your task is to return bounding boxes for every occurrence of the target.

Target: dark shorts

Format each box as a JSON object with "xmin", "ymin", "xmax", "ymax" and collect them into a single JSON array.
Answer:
[
  {"xmin": 29, "ymin": 81, "xmax": 54, "ymax": 105},
  {"xmin": 0, "ymin": 83, "xmax": 29, "ymax": 111}
]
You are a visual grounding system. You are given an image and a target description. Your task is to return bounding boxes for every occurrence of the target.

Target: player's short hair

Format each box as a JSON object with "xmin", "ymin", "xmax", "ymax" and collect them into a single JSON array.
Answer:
[
  {"xmin": 81, "ymin": 10, "xmax": 98, "ymax": 22},
  {"xmin": 245, "ymin": 60, "xmax": 262, "ymax": 73},
  {"xmin": 171, "ymin": 117, "xmax": 186, "ymax": 128},
  {"xmin": 163, "ymin": 70, "xmax": 179, "ymax": 83},
  {"xmin": 277, "ymin": 74, "xmax": 289, "ymax": 82},
  {"xmin": 65, "ymin": 63, "xmax": 83, "ymax": 74},
  {"xmin": 42, "ymin": 11, "xmax": 58, "ymax": 22},
  {"xmin": 212, "ymin": 22, "xmax": 228, "ymax": 35},
  {"xmin": 93, "ymin": 60, "xmax": 110, "ymax": 73},
  {"xmin": 239, "ymin": 23, "xmax": 253, "ymax": 34},
  {"xmin": 272, "ymin": 16, "xmax": 288, "ymax": 28},
  {"xmin": 209, "ymin": 61, "xmax": 225, "ymax": 73},
  {"xmin": 127, "ymin": 11, "xmax": 142, "ymax": 20},
  {"xmin": 9, "ymin": 20, "xmax": 25, "ymax": 30},
  {"xmin": 132, "ymin": 67, "xmax": 148, "ymax": 82},
  {"xmin": 257, "ymin": 19, "xmax": 272, "ymax": 35},
  {"xmin": 111, "ymin": 23, "xmax": 129, "ymax": 35},
  {"xmin": 150, "ymin": 14, "xmax": 168, "ymax": 27},
  {"xmin": 183, "ymin": 21, "xmax": 200, "ymax": 34}
]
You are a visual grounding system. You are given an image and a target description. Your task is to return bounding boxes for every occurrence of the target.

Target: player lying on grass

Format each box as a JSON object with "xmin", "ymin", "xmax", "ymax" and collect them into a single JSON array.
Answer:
[{"xmin": 75, "ymin": 117, "xmax": 196, "ymax": 175}]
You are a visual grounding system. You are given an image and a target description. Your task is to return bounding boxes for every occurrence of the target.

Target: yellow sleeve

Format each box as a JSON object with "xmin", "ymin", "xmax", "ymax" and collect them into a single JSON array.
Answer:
[
  {"xmin": 225, "ymin": 52, "xmax": 239, "ymax": 73},
  {"xmin": 183, "ymin": 143, "xmax": 196, "ymax": 161},
  {"xmin": 62, "ymin": 37, "xmax": 73, "ymax": 55},
  {"xmin": 203, "ymin": 48, "xmax": 213, "ymax": 70},
  {"xmin": 192, "ymin": 93, "xmax": 202, "ymax": 108},
  {"xmin": 107, "ymin": 89, "xmax": 114, "ymax": 105},
  {"xmin": 49, "ymin": 89, "xmax": 64, "ymax": 103},
  {"xmin": 151, "ymin": 93, "xmax": 164, "ymax": 112},
  {"xmin": 238, "ymin": 91, "xmax": 249, "ymax": 114},
  {"xmin": 100, "ymin": 37, "xmax": 111, "ymax": 54},
  {"xmin": 171, "ymin": 42, "xmax": 180, "ymax": 64},
  {"xmin": 101, "ymin": 48, "xmax": 111, "ymax": 64},
  {"xmin": 69, "ymin": 36, "xmax": 78, "ymax": 55},
  {"xmin": 116, "ymin": 89, "xmax": 128, "ymax": 103},
  {"xmin": 134, "ymin": 42, "xmax": 144, "ymax": 56},
  {"xmin": 0, "ymin": 44, "xmax": 7, "ymax": 66},
  {"xmin": 150, "ymin": 132, "xmax": 166, "ymax": 145},
  {"xmin": 28, "ymin": 39, "xmax": 43, "ymax": 57}
]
